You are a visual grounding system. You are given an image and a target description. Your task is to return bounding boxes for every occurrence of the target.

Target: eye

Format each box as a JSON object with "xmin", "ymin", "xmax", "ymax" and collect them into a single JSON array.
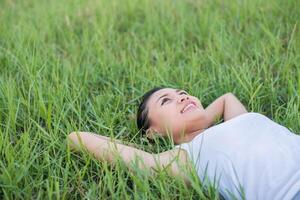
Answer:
[
  {"xmin": 161, "ymin": 98, "xmax": 170, "ymax": 105},
  {"xmin": 179, "ymin": 91, "xmax": 188, "ymax": 95}
]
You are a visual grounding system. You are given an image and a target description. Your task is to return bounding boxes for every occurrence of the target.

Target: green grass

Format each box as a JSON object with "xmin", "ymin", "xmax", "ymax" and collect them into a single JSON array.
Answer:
[{"xmin": 0, "ymin": 0, "xmax": 299, "ymax": 199}]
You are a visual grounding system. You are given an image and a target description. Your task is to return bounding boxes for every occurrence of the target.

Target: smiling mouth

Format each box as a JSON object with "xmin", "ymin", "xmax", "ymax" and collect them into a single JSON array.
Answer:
[{"xmin": 181, "ymin": 103, "xmax": 198, "ymax": 114}]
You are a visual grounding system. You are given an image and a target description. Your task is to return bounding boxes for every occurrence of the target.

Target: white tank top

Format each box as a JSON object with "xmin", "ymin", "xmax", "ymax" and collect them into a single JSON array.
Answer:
[{"xmin": 175, "ymin": 112, "xmax": 300, "ymax": 200}]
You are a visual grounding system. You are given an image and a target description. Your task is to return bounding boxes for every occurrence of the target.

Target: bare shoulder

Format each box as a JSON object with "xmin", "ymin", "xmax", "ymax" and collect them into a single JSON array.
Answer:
[
  {"xmin": 157, "ymin": 147, "xmax": 192, "ymax": 170},
  {"xmin": 160, "ymin": 147, "xmax": 188, "ymax": 159},
  {"xmin": 153, "ymin": 147, "xmax": 193, "ymax": 185}
]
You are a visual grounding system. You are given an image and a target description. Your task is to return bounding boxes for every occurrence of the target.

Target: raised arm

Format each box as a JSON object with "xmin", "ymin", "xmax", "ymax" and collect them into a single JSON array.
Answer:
[
  {"xmin": 202, "ymin": 92, "xmax": 248, "ymax": 128},
  {"xmin": 67, "ymin": 132, "xmax": 192, "ymax": 185}
]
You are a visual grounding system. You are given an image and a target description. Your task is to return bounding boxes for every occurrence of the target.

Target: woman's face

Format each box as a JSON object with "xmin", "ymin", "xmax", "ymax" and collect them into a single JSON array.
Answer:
[{"xmin": 146, "ymin": 88, "xmax": 204, "ymax": 142}]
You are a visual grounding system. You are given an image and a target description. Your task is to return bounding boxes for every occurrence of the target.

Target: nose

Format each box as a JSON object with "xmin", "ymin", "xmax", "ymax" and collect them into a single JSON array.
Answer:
[{"xmin": 178, "ymin": 95, "xmax": 189, "ymax": 103}]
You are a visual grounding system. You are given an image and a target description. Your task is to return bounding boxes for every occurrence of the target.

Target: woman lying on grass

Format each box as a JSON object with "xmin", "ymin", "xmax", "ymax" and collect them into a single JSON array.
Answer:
[{"xmin": 67, "ymin": 87, "xmax": 300, "ymax": 200}]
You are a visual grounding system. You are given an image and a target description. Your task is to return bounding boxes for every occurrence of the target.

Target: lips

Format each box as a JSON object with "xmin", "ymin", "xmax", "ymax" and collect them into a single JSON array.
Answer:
[{"xmin": 181, "ymin": 101, "xmax": 198, "ymax": 113}]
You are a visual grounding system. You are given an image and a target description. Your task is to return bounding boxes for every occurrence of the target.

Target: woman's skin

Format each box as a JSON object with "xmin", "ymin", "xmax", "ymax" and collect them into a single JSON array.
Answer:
[
  {"xmin": 144, "ymin": 88, "xmax": 247, "ymax": 144},
  {"xmin": 67, "ymin": 88, "xmax": 248, "ymax": 185}
]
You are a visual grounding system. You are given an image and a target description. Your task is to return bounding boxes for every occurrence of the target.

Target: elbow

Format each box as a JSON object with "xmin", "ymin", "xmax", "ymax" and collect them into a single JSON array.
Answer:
[
  {"xmin": 225, "ymin": 92, "xmax": 234, "ymax": 97},
  {"xmin": 68, "ymin": 131, "xmax": 79, "ymax": 142},
  {"xmin": 67, "ymin": 131, "xmax": 83, "ymax": 150}
]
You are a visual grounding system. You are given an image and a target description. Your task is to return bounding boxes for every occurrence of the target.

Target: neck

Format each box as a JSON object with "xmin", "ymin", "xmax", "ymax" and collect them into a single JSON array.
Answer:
[{"xmin": 175, "ymin": 128, "xmax": 205, "ymax": 144}]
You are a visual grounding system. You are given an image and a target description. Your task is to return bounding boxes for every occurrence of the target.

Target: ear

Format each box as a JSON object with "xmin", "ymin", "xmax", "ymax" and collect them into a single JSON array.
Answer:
[{"xmin": 145, "ymin": 127, "xmax": 161, "ymax": 140}]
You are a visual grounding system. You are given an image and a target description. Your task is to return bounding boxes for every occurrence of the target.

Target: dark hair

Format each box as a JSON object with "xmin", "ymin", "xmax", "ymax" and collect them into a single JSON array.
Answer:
[{"xmin": 136, "ymin": 87, "xmax": 165, "ymax": 135}]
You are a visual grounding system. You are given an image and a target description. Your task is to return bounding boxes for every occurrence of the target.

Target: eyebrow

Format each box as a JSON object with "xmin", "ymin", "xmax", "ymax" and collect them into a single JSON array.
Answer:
[{"xmin": 156, "ymin": 89, "xmax": 183, "ymax": 104}]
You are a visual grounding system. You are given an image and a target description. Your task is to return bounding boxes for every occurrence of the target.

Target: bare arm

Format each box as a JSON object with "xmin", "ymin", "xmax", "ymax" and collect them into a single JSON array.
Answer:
[
  {"xmin": 67, "ymin": 132, "xmax": 192, "ymax": 185},
  {"xmin": 86, "ymin": 132, "xmax": 139, "ymax": 148},
  {"xmin": 202, "ymin": 92, "xmax": 248, "ymax": 128}
]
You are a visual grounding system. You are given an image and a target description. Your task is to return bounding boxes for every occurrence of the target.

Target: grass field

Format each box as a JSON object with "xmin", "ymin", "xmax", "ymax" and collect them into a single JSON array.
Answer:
[{"xmin": 0, "ymin": 0, "xmax": 299, "ymax": 199}]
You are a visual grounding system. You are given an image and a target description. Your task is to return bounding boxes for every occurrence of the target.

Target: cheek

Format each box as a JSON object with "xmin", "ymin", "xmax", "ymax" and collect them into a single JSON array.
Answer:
[
  {"xmin": 156, "ymin": 107, "xmax": 181, "ymax": 130},
  {"xmin": 164, "ymin": 111, "xmax": 186, "ymax": 133}
]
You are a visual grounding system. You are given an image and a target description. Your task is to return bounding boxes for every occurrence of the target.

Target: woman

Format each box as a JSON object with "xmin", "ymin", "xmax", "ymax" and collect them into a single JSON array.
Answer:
[{"xmin": 68, "ymin": 87, "xmax": 300, "ymax": 200}]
